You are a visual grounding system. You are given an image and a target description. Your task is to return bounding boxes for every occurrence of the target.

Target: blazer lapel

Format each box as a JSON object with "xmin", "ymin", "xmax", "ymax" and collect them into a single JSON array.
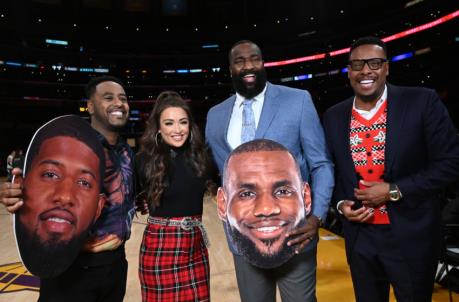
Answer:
[
  {"xmin": 222, "ymin": 95, "xmax": 236, "ymax": 151},
  {"xmin": 338, "ymin": 99, "xmax": 359, "ymax": 189},
  {"xmin": 385, "ymin": 84, "xmax": 406, "ymax": 176},
  {"xmin": 256, "ymin": 83, "xmax": 280, "ymax": 138}
]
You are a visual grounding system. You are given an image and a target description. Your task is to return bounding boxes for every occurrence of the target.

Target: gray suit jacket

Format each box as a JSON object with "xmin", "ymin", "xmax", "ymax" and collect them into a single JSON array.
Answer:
[{"xmin": 206, "ymin": 82, "xmax": 334, "ymax": 253}]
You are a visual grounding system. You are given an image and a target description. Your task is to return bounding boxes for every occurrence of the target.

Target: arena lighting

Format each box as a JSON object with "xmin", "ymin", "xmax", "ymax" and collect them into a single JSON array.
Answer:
[
  {"xmin": 45, "ymin": 39, "xmax": 69, "ymax": 46},
  {"xmin": 2, "ymin": 11, "xmax": 453, "ymax": 75},
  {"xmin": 6, "ymin": 61, "xmax": 22, "ymax": 67},
  {"xmin": 25, "ymin": 63, "xmax": 38, "ymax": 68},
  {"xmin": 391, "ymin": 52, "xmax": 414, "ymax": 62},
  {"xmin": 294, "ymin": 74, "xmax": 312, "ymax": 81},
  {"xmin": 202, "ymin": 44, "xmax": 219, "ymax": 49},
  {"xmin": 414, "ymin": 47, "xmax": 431, "ymax": 55},
  {"xmin": 94, "ymin": 68, "xmax": 109, "ymax": 73},
  {"xmin": 280, "ymin": 77, "xmax": 294, "ymax": 82},
  {"xmin": 280, "ymin": 45, "xmax": 431, "ymax": 83},
  {"xmin": 267, "ymin": 9, "xmax": 459, "ymax": 66},
  {"xmin": 314, "ymin": 72, "xmax": 327, "ymax": 77},
  {"xmin": 405, "ymin": 0, "xmax": 424, "ymax": 8},
  {"xmin": 383, "ymin": 10, "xmax": 459, "ymax": 43},
  {"xmin": 24, "ymin": 96, "xmax": 40, "ymax": 100},
  {"xmin": 264, "ymin": 54, "xmax": 326, "ymax": 67},
  {"xmin": 189, "ymin": 69, "xmax": 202, "ymax": 73}
]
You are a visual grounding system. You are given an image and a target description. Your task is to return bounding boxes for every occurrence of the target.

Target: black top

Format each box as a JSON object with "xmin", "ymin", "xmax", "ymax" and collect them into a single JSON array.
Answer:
[{"xmin": 137, "ymin": 148, "xmax": 206, "ymax": 217}]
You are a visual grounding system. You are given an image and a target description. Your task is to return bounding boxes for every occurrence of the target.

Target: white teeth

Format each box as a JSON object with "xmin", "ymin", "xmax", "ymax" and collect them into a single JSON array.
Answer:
[
  {"xmin": 48, "ymin": 217, "xmax": 71, "ymax": 224},
  {"xmin": 360, "ymin": 80, "xmax": 374, "ymax": 84},
  {"xmin": 110, "ymin": 111, "xmax": 123, "ymax": 116},
  {"xmin": 257, "ymin": 226, "xmax": 280, "ymax": 232},
  {"xmin": 243, "ymin": 74, "xmax": 255, "ymax": 78}
]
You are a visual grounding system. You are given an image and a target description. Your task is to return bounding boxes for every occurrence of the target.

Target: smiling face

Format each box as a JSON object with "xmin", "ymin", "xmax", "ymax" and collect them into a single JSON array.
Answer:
[
  {"xmin": 229, "ymin": 42, "xmax": 267, "ymax": 99},
  {"xmin": 217, "ymin": 150, "xmax": 310, "ymax": 265},
  {"xmin": 158, "ymin": 106, "xmax": 190, "ymax": 148},
  {"xmin": 20, "ymin": 136, "xmax": 104, "ymax": 244},
  {"xmin": 87, "ymin": 81, "xmax": 130, "ymax": 133},
  {"xmin": 348, "ymin": 44, "xmax": 389, "ymax": 105}
]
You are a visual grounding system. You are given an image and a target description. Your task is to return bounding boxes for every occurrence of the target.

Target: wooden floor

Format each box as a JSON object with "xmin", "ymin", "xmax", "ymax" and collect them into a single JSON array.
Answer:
[{"xmin": 0, "ymin": 195, "xmax": 456, "ymax": 301}]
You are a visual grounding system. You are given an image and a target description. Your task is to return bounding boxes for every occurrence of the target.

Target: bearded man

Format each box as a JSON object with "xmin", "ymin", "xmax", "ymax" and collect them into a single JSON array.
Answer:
[{"xmin": 206, "ymin": 40, "xmax": 334, "ymax": 302}]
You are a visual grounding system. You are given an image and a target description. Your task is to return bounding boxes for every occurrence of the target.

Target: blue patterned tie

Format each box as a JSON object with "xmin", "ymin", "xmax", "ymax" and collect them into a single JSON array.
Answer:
[{"xmin": 241, "ymin": 99, "xmax": 256, "ymax": 143}]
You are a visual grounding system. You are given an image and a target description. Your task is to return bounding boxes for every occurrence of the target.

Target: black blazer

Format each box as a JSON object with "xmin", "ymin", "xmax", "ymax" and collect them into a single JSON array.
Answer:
[{"xmin": 323, "ymin": 83, "xmax": 459, "ymax": 269}]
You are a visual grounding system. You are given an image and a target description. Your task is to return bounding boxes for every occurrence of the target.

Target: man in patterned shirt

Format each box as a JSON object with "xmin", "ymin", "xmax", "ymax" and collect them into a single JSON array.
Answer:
[
  {"xmin": 0, "ymin": 76, "xmax": 135, "ymax": 302},
  {"xmin": 323, "ymin": 36, "xmax": 459, "ymax": 302}
]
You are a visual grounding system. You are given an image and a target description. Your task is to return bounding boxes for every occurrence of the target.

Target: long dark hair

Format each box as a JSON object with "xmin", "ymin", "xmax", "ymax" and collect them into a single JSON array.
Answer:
[{"xmin": 138, "ymin": 91, "xmax": 216, "ymax": 207}]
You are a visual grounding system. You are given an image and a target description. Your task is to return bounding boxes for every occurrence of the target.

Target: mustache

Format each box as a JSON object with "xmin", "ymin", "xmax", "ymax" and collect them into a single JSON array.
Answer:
[
  {"xmin": 232, "ymin": 68, "xmax": 267, "ymax": 99},
  {"xmin": 39, "ymin": 206, "xmax": 75, "ymax": 223},
  {"xmin": 244, "ymin": 217, "xmax": 288, "ymax": 229}
]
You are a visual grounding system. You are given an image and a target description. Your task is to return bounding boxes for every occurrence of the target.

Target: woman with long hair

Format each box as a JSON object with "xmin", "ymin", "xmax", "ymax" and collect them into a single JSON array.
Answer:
[{"xmin": 136, "ymin": 91, "xmax": 216, "ymax": 301}]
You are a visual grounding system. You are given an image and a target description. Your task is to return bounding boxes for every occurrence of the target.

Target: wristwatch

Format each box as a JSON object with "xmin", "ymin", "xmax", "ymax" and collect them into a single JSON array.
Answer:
[{"xmin": 389, "ymin": 183, "xmax": 401, "ymax": 202}]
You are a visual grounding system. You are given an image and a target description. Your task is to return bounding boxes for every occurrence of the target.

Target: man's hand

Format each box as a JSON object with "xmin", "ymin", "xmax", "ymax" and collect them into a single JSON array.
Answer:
[
  {"xmin": 339, "ymin": 200, "xmax": 374, "ymax": 223},
  {"xmin": 0, "ymin": 168, "xmax": 24, "ymax": 213},
  {"xmin": 285, "ymin": 215, "xmax": 321, "ymax": 254},
  {"xmin": 354, "ymin": 181, "xmax": 390, "ymax": 207}
]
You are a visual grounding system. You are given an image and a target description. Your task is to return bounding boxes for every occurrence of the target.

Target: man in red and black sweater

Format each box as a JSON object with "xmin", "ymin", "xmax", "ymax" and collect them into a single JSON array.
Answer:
[{"xmin": 323, "ymin": 36, "xmax": 459, "ymax": 302}]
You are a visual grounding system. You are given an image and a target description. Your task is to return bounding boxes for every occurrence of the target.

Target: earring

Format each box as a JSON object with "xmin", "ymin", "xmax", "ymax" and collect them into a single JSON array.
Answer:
[
  {"xmin": 155, "ymin": 132, "xmax": 161, "ymax": 146},
  {"xmin": 189, "ymin": 130, "xmax": 193, "ymax": 143}
]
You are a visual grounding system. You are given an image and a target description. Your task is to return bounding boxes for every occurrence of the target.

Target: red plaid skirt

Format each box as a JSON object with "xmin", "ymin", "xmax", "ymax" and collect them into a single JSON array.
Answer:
[{"xmin": 139, "ymin": 216, "xmax": 210, "ymax": 302}]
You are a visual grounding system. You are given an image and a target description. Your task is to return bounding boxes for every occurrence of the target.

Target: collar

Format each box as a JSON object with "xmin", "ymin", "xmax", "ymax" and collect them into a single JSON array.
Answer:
[
  {"xmin": 95, "ymin": 130, "xmax": 125, "ymax": 150},
  {"xmin": 352, "ymin": 84, "xmax": 387, "ymax": 112}
]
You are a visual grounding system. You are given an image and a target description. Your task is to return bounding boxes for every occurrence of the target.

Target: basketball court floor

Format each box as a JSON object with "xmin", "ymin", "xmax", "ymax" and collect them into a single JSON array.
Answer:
[{"xmin": 0, "ymin": 195, "xmax": 456, "ymax": 301}]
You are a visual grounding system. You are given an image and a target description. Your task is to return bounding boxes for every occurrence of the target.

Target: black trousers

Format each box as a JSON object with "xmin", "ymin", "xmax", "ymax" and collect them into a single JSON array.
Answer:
[
  {"xmin": 38, "ymin": 251, "xmax": 128, "ymax": 302},
  {"xmin": 349, "ymin": 224, "xmax": 436, "ymax": 302}
]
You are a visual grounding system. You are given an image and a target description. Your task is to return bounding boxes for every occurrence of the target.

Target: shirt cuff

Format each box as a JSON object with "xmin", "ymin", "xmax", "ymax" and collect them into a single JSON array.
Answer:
[{"xmin": 336, "ymin": 200, "xmax": 346, "ymax": 215}]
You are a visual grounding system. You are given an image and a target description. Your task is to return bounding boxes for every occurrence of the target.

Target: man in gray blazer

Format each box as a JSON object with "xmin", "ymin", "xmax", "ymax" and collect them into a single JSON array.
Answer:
[{"xmin": 205, "ymin": 40, "xmax": 334, "ymax": 302}]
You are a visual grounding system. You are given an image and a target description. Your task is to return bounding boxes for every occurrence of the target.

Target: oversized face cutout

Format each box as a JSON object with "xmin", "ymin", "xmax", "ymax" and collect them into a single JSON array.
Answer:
[
  {"xmin": 14, "ymin": 116, "xmax": 105, "ymax": 278},
  {"xmin": 217, "ymin": 150, "xmax": 311, "ymax": 268}
]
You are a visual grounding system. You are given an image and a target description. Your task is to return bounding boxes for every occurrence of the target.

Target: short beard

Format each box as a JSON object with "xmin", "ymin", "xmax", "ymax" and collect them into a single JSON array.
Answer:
[
  {"xmin": 357, "ymin": 86, "xmax": 385, "ymax": 104},
  {"xmin": 232, "ymin": 68, "xmax": 267, "ymax": 99},
  {"xmin": 15, "ymin": 220, "xmax": 88, "ymax": 278},
  {"xmin": 92, "ymin": 111, "xmax": 127, "ymax": 132},
  {"xmin": 227, "ymin": 219, "xmax": 306, "ymax": 269}
]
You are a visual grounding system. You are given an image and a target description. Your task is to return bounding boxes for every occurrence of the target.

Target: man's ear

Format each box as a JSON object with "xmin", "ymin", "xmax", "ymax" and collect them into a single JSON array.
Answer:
[
  {"xmin": 87, "ymin": 100, "xmax": 94, "ymax": 115},
  {"xmin": 95, "ymin": 193, "xmax": 106, "ymax": 221},
  {"xmin": 302, "ymin": 182, "xmax": 312, "ymax": 215},
  {"xmin": 216, "ymin": 187, "xmax": 228, "ymax": 221}
]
